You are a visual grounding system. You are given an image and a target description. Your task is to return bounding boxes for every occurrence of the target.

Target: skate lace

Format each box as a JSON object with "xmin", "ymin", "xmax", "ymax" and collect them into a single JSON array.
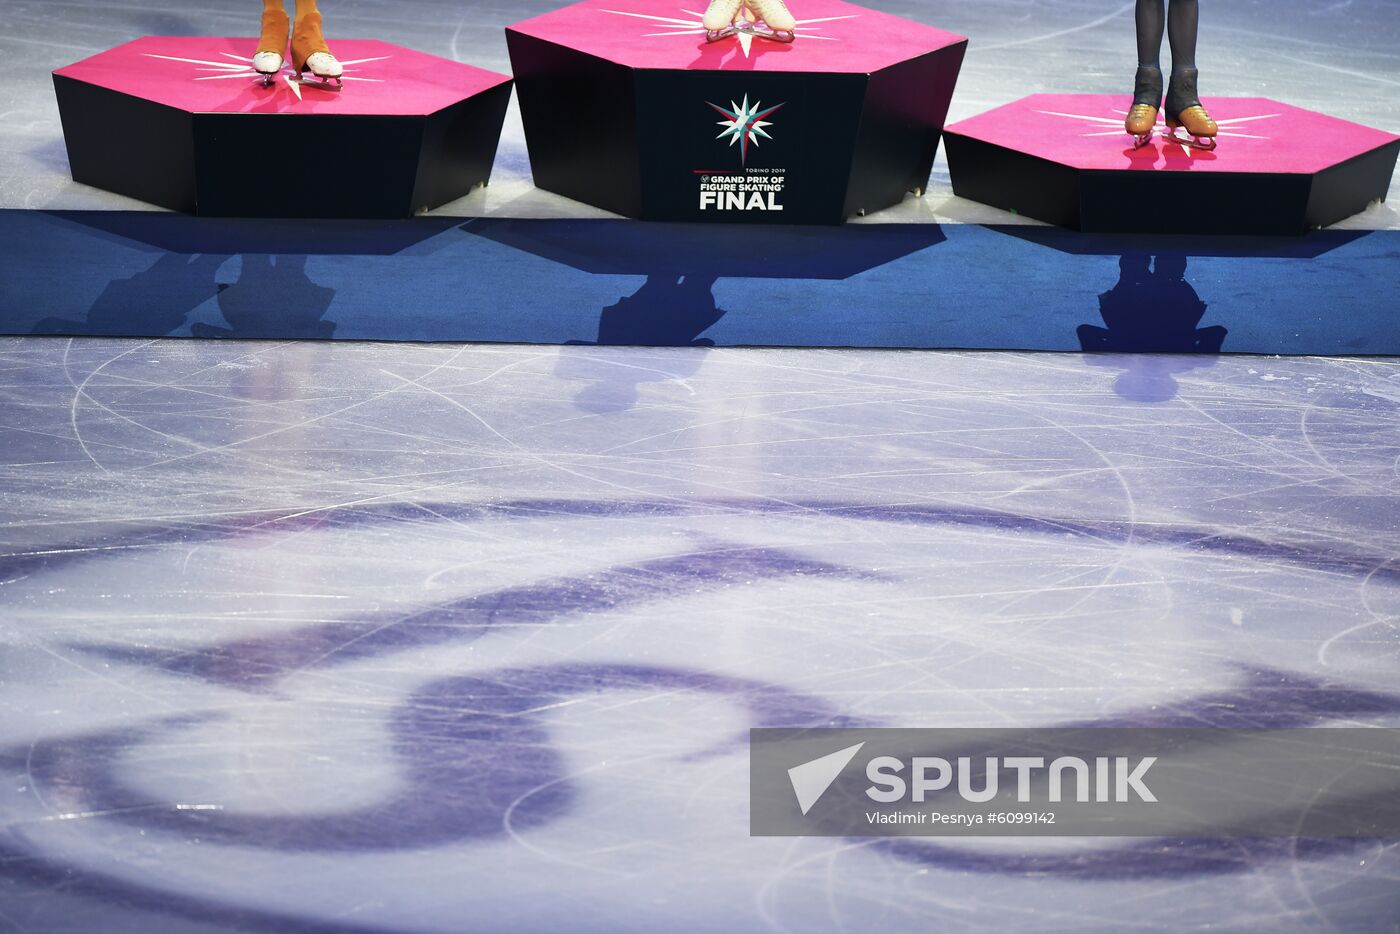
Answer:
[{"xmin": 1179, "ymin": 105, "xmax": 1215, "ymax": 126}]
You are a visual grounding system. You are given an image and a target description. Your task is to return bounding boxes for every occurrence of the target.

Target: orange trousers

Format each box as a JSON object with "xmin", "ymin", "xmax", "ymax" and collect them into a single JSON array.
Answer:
[{"xmin": 258, "ymin": 0, "xmax": 329, "ymax": 72}]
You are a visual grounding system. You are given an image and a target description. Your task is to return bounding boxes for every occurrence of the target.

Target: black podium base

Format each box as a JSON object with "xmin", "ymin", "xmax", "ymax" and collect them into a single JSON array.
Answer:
[
  {"xmin": 53, "ymin": 37, "xmax": 513, "ymax": 218},
  {"xmin": 506, "ymin": 0, "xmax": 966, "ymax": 224},
  {"xmin": 944, "ymin": 95, "xmax": 1399, "ymax": 235}
]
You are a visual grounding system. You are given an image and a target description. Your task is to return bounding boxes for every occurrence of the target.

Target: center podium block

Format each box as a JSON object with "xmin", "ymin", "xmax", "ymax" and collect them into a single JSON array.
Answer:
[{"xmin": 506, "ymin": 0, "xmax": 966, "ymax": 224}]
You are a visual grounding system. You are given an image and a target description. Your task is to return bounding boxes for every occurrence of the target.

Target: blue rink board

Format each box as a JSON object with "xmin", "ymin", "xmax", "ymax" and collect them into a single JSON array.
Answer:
[{"xmin": 2, "ymin": 210, "xmax": 1396, "ymax": 355}]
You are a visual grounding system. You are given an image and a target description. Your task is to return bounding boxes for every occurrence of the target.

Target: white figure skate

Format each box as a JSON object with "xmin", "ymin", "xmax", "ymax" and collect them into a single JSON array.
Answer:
[
  {"xmin": 253, "ymin": 51, "xmax": 284, "ymax": 87},
  {"xmin": 742, "ymin": 0, "xmax": 796, "ymax": 42},
  {"xmin": 254, "ymin": 0, "xmax": 289, "ymax": 88},
  {"xmin": 702, "ymin": 0, "xmax": 743, "ymax": 42},
  {"xmin": 300, "ymin": 50, "xmax": 343, "ymax": 88}
]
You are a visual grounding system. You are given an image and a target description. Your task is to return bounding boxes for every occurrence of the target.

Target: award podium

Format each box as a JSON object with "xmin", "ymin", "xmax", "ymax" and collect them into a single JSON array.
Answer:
[
  {"xmin": 53, "ymin": 38, "xmax": 513, "ymax": 218},
  {"xmin": 506, "ymin": 0, "xmax": 966, "ymax": 224},
  {"xmin": 944, "ymin": 95, "xmax": 1400, "ymax": 235}
]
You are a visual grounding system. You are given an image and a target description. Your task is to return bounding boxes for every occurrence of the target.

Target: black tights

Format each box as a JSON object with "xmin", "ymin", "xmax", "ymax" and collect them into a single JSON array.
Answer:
[{"xmin": 1136, "ymin": 0, "xmax": 1198, "ymax": 74}]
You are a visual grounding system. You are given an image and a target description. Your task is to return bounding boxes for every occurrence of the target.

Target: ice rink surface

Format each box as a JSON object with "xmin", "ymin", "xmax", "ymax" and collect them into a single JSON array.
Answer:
[
  {"xmin": 1, "ymin": 0, "xmax": 1399, "ymax": 932},
  {"xmin": 3, "ymin": 342, "xmax": 1399, "ymax": 931}
]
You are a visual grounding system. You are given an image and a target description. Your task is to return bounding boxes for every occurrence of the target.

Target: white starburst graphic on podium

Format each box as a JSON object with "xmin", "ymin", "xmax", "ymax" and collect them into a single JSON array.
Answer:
[
  {"xmin": 600, "ymin": 7, "xmax": 856, "ymax": 57},
  {"xmin": 142, "ymin": 52, "xmax": 389, "ymax": 100},
  {"xmin": 709, "ymin": 94, "xmax": 784, "ymax": 162},
  {"xmin": 1037, "ymin": 106, "xmax": 1281, "ymax": 152}
]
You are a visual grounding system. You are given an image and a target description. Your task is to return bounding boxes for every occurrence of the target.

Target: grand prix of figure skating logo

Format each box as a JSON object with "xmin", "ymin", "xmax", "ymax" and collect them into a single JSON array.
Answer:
[
  {"xmin": 708, "ymin": 94, "xmax": 784, "ymax": 164},
  {"xmin": 142, "ymin": 51, "xmax": 388, "ymax": 100},
  {"xmin": 600, "ymin": 7, "xmax": 856, "ymax": 57}
]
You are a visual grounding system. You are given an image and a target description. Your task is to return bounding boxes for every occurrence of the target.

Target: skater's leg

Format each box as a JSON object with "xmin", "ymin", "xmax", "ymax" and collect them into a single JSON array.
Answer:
[
  {"xmin": 255, "ymin": 0, "xmax": 290, "ymax": 76},
  {"xmin": 1134, "ymin": 0, "xmax": 1165, "ymax": 71},
  {"xmin": 292, "ymin": 0, "xmax": 341, "ymax": 78},
  {"xmin": 1166, "ymin": 0, "xmax": 1198, "ymax": 71},
  {"xmin": 1127, "ymin": 0, "xmax": 1166, "ymax": 144},
  {"xmin": 1164, "ymin": 0, "xmax": 1216, "ymax": 145}
]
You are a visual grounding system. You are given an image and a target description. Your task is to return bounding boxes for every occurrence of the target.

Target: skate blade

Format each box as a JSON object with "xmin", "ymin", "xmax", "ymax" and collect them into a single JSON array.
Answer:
[
  {"xmin": 294, "ymin": 74, "xmax": 343, "ymax": 92},
  {"xmin": 705, "ymin": 25, "xmax": 738, "ymax": 42},
  {"xmin": 1165, "ymin": 129, "xmax": 1216, "ymax": 151},
  {"xmin": 1129, "ymin": 133, "xmax": 1153, "ymax": 150},
  {"xmin": 735, "ymin": 21, "xmax": 795, "ymax": 42}
]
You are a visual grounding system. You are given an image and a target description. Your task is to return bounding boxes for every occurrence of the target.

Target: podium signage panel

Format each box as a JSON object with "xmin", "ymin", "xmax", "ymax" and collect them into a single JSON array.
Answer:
[{"xmin": 633, "ymin": 72, "xmax": 867, "ymax": 224}]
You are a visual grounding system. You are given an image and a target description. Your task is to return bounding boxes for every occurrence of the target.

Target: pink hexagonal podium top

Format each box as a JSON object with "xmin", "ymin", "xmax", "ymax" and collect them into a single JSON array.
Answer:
[
  {"xmin": 507, "ymin": 0, "xmax": 966, "ymax": 74},
  {"xmin": 53, "ymin": 37, "xmax": 511, "ymax": 117},
  {"xmin": 947, "ymin": 94, "xmax": 1400, "ymax": 174}
]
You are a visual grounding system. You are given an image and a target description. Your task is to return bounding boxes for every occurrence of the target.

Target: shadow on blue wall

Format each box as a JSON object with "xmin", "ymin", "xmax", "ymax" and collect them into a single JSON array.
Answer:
[
  {"xmin": 1079, "ymin": 253, "xmax": 1228, "ymax": 402},
  {"xmin": 2, "ymin": 211, "xmax": 1392, "ymax": 364}
]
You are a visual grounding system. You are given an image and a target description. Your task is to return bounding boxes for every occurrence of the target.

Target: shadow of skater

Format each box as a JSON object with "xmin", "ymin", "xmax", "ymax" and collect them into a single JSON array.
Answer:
[
  {"xmin": 194, "ymin": 255, "xmax": 336, "ymax": 339},
  {"xmin": 556, "ymin": 274, "xmax": 726, "ymax": 415},
  {"xmin": 34, "ymin": 254, "xmax": 228, "ymax": 336},
  {"xmin": 593, "ymin": 274, "xmax": 724, "ymax": 347},
  {"xmin": 1078, "ymin": 254, "xmax": 1227, "ymax": 403}
]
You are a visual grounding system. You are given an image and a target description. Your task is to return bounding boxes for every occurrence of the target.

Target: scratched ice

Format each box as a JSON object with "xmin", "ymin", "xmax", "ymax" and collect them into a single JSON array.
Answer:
[{"xmin": 1, "ymin": 339, "xmax": 1398, "ymax": 932}]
